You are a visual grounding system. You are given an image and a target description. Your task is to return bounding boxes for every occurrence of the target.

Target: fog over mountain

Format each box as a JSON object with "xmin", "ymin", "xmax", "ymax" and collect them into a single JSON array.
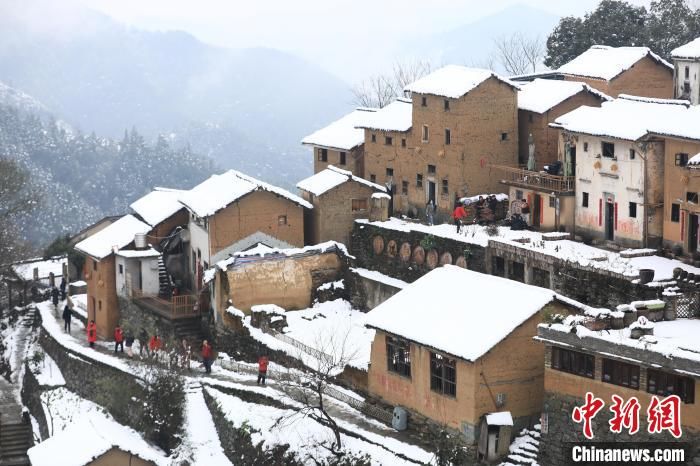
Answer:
[{"xmin": 0, "ymin": 0, "xmax": 353, "ymax": 189}]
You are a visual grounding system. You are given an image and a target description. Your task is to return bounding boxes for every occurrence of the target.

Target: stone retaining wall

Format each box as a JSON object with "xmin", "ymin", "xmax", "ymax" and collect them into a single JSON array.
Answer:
[
  {"xmin": 350, "ymin": 222, "xmax": 486, "ymax": 283},
  {"xmin": 21, "ymin": 362, "xmax": 49, "ymax": 440}
]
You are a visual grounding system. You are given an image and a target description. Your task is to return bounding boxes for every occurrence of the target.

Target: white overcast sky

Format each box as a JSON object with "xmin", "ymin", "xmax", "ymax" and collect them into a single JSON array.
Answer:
[{"xmin": 76, "ymin": 0, "xmax": 651, "ymax": 81}]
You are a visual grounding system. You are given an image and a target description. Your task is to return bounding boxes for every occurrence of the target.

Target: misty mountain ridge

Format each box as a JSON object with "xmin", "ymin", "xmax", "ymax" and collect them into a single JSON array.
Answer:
[{"xmin": 0, "ymin": 1, "xmax": 353, "ymax": 189}]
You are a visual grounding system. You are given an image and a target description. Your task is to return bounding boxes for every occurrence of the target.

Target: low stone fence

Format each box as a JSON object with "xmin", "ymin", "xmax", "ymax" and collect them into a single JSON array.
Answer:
[{"xmin": 350, "ymin": 222, "xmax": 486, "ymax": 284}]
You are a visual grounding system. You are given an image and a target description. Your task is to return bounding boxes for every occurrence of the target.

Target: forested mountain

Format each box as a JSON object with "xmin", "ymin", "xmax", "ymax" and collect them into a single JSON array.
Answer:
[
  {"xmin": 0, "ymin": 0, "xmax": 352, "ymax": 188},
  {"xmin": 0, "ymin": 104, "xmax": 215, "ymax": 246}
]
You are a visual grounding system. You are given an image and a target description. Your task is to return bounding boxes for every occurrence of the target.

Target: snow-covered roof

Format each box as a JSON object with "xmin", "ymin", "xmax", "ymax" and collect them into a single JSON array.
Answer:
[
  {"xmin": 129, "ymin": 187, "xmax": 185, "ymax": 227},
  {"xmin": 486, "ymin": 411, "xmax": 513, "ymax": 426},
  {"xmin": 355, "ymin": 98, "xmax": 413, "ymax": 132},
  {"xmin": 672, "ymin": 37, "xmax": 700, "ymax": 59},
  {"xmin": 179, "ymin": 169, "xmax": 312, "ymax": 218},
  {"xmin": 517, "ymin": 78, "xmax": 611, "ymax": 114},
  {"xmin": 302, "ymin": 107, "xmax": 377, "ymax": 151},
  {"xmin": 365, "ymin": 266, "xmax": 555, "ymax": 361},
  {"xmin": 552, "ymin": 96, "xmax": 700, "ymax": 141},
  {"xmin": 688, "ymin": 152, "xmax": 700, "ymax": 166},
  {"xmin": 557, "ymin": 45, "xmax": 672, "ymax": 81},
  {"xmin": 403, "ymin": 65, "xmax": 517, "ymax": 99},
  {"xmin": 11, "ymin": 256, "xmax": 67, "ymax": 281},
  {"xmin": 74, "ymin": 215, "xmax": 151, "ymax": 260},
  {"xmin": 296, "ymin": 165, "xmax": 386, "ymax": 196},
  {"xmin": 27, "ymin": 416, "xmax": 169, "ymax": 466},
  {"xmin": 115, "ymin": 247, "xmax": 161, "ymax": 258}
]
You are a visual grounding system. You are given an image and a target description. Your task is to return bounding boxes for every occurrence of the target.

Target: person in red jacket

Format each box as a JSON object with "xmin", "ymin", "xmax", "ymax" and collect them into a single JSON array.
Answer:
[
  {"xmin": 86, "ymin": 320, "xmax": 97, "ymax": 348},
  {"xmin": 114, "ymin": 325, "xmax": 124, "ymax": 353},
  {"xmin": 257, "ymin": 353, "xmax": 269, "ymax": 385},
  {"xmin": 201, "ymin": 340, "xmax": 213, "ymax": 374},
  {"xmin": 453, "ymin": 203, "xmax": 466, "ymax": 233},
  {"xmin": 148, "ymin": 334, "xmax": 162, "ymax": 360}
]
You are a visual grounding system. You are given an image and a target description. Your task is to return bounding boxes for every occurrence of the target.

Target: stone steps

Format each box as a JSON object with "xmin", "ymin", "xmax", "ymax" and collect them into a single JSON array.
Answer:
[
  {"xmin": 501, "ymin": 424, "xmax": 541, "ymax": 466},
  {"xmin": 0, "ymin": 422, "xmax": 32, "ymax": 466}
]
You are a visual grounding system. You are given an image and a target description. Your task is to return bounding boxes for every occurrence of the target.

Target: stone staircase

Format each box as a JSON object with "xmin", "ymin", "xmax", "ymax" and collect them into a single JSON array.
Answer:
[
  {"xmin": 0, "ymin": 421, "xmax": 32, "ymax": 466},
  {"xmin": 500, "ymin": 424, "xmax": 540, "ymax": 466},
  {"xmin": 173, "ymin": 317, "xmax": 206, "ymax": 348},
  {"xmin": 157, "ymin": 256, "xmax": 172, "ymax": 298}
]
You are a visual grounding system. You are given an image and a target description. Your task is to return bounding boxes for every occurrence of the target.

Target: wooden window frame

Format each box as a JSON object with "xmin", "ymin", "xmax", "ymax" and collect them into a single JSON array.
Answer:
[
  {"xmin": 647, "ymin": 369, "xmax": 695, "ymax": 404},
  {"xmin": 582, "ymin": 192, "xmax": 589, "ymax": 208},
  {"xmin": 676, "ymin": 153, "xmax": 689, "ymax": 167},
  {"xmin": 430, "ymin": 352, "xmax": 456, "ymax": 397},
  {"xmin": 445, "ymin": 128, "xmax": 451, "ymax": 145},
  {"xmin": 551, "ymin": 347, "xmax": 594, "ymax": 378},
  {"xmin": 602, "ymin": 358, "xmax": 640, "ymax": 390},
  {"xmin": 602, "ymin": 142, "xmax": 615, "ymax": 159},
  {"xmin": 416, "ymin": 173, "xmax": 423, "ymax": 188},
  {"xmin": 351, "ymin": 199, "xmax": 368, "ymax": 212},
  {"xmin": 671, "ymin": 203, "xmax": 680, "ymax": 223},
  {"xmin": 401, "ymin": 180, "xmax": 408, "ymax": 195},
  {"xmin": 386, "ymin": 337, "xmax": 412, "ymax": 378},
  {"xmin": 339, "ymin": 151, "xmax": 346, "ymax": 165},
  {"xmin": 422, "ymin": 125, "xmax": 429, "ymax": 143}
]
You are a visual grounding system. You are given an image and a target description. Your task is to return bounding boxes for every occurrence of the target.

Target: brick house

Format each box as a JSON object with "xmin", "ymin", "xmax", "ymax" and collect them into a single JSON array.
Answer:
[
  {"xmin": 361, "ymin": 66, "xmax": 519, "ymax": 219},
  {"xmin": 557, "ymin": 45, "xmax": 674, "ymax": 98},
  {"xmin": 536, "ymin": 316, "xmax": 700, "ymax": 465},
  {"xmin": 365, "ymin": 266, "xmax": 576, "ymax": 460},
  {"xmin": 75, "ymin": 214, "xmax": 151, "ymax": 338},
  {"xmin": 302, "ymin": 107, "xmax": 377, "ymax": 176},
  {"xmin": 662, "ymin": 138, "xmax": 700, "ymax": 255},
  {"xmin": 297, "ymin": 165, "xmax": 386, "ymax": 246},
  {"xmin": 553, "ymin": 95, "xmax": 700, "ymax": 249},
  {"xmin": 517, "ymin": 79, "xmax": 610, "ymax": 168},
  {"xmin": 671, "ymin": 37, "xmax": 700, "ymax": 104},
  {"xmin": 178, "ymin": 170, "xmax": 312, "ymax": 291}
]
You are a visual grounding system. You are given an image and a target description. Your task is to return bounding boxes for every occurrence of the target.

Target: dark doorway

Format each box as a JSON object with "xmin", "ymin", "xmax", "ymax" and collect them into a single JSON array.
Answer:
[
  {"xmin": 532, "ymin": 194, "xmax": 542, "ymax": 227},
  {"xmin": 605, "ymin": 199, "xmax": 615, "ymax": 241},
  {"xmin": 570, "ymin": 146, "xmax": 577, "ymax": 175},
  {"xmin": 388, "ymin": 184, "xmax": 396, "ymax": 217},
  {"xmin": 690, "ymin": 214, "xmax": 699, "ymax": 253},
  {"xmin": 428, "ymin": 181, "xmax": 436, "ymax": 205}
]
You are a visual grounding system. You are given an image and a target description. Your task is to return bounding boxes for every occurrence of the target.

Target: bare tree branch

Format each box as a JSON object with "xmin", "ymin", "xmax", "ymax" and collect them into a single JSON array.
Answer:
[
  {"xmin": 352, "ymin": 59, "xmax": 432, "ymax": 108},
  {"xmin": 493, "ymin": 33, "xmax": 545, "ymax": 75}
]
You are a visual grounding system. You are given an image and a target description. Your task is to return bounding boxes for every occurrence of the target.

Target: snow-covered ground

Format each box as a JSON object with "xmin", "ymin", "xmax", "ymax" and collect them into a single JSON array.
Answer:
[
  {"xmin": 500, "ymin": 424, "xmax": 541, "ymax": 466},
  {"xmin": 32, "ymin": 387, "xmax": 169, "ymax": 466},
  {"xmin": 206, "ymin": 386, "xmax": 431, "ymax": 465},
  {"xmin": 244, "ymin": 299, "xmax": 375, "ymax": 372}
]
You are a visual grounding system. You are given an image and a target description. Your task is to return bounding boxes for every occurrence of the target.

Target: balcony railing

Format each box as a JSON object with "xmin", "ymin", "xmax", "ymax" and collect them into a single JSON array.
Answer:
[
  {"xmin": 131, "ymin": 289, "xmax": 200, "ymax": 320},
  {"xmin": 491, "ymin": 164, "xmax": 575, "ymax": 194}
]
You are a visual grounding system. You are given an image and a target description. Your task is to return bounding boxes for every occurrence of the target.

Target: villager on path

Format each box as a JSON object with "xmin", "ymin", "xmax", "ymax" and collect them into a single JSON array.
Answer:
[
  {"xmin": 62, "ymin": 305, "xmax": 72, "ymax": 333},
  {"xmin": 87, "ymin": 320, "xmax": 97, "ymax": 348},
  {"xmin": 181, "ymin": 339, "xmax": 191, "ymax": 369},
  {"xmin": 257, "ymin": 353, "xmax": 269, "ymax": 385},
  {"xmin": 139, "ymin": 329, "xmax": 149, "ymax": 358},
  {"xmin": 201, "ymin": 340, "xmax": 213, "ymax": 374},
  {"xmin": 125, "ymin": 333, "xmax": 135, "ymax": 358},
  {"xmin": 149, "ymin": 334, "xmax": 163, "ymax": 360},
  {"xmin": 114, "ymin": 325, "xmax": 124, "ymax": 353},
  {"xmin": 51, "ymin": 287, "xmax": 59, "ymax": 309},
  {"xmin": 452, "ymin": 203, "xmax": 466, "ymax": 233},
  {"xmin": 425, "ymin": 200, "xmax": 435, "ymax": 226},
  {"xmin": 59, "ymin": 277, "xmax": 66, "ymax": 300}
]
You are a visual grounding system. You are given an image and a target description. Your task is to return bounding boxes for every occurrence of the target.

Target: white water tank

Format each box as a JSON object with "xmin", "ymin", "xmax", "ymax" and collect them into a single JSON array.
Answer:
[
  {"xmin": 134, "ymin": 233, "xmax": 147, "ymax": 249},
  {"xmin": 392, "ymin": 407, "xmax": 408, "ymax": 431}
]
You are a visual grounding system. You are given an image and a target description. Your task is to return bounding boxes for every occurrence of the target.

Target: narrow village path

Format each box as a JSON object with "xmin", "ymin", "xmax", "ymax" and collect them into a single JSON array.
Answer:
[{"xmin": 38, "ymin": 300, "xmax": 428, "ymax": 461}]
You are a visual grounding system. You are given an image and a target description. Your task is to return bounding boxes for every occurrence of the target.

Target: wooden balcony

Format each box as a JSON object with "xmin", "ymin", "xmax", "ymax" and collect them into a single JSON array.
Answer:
[
  {"xmin": 131, "ymin": 290, "xmax": 200, "ymax": 320},
  {"xmin": 491, "ymin": 164, "xmax": 575, "ymax": 194}
]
